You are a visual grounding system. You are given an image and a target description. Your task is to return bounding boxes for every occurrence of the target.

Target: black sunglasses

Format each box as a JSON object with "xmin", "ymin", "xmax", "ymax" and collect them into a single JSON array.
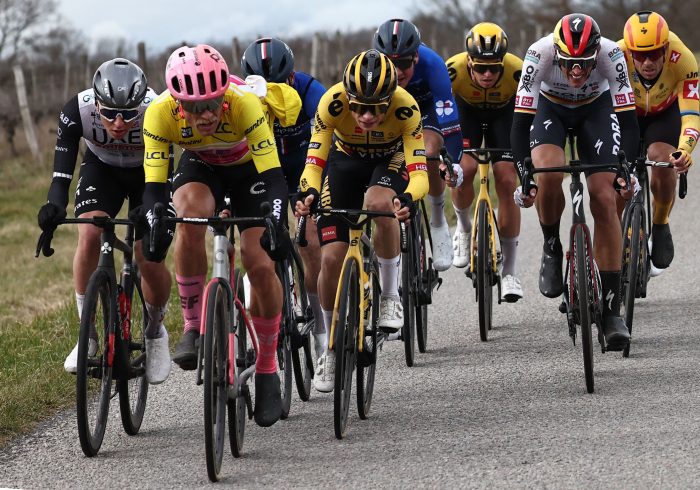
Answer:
[
  {"xmin": 630, "ymin": 47, "xmax": 665, "ymax": 63},
  {"xmin": 348, "ymin": 100, "xmax": 390, "ymax": 116},
  {"xmin": 179, "ymin": 96, "xmax": 225, "ymax": 114},
  {"xmin": 557, "ymin": 52, "xmax": 597, "ymax": 71},
  {"xmin": 98, "ymin": 105, "xmax": 140, "ymax": 123},
  {"xmin": 471, "ymin": 62, "xmax": 504, "ymax": 74},
  {"xmin": 392, "ymin": 57, "xmax": 415, "ymax": 70}
]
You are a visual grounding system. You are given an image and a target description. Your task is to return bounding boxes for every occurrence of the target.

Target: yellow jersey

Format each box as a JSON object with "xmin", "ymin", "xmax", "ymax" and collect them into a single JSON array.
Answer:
[
  {"xmin": 445, "ymin": 52, "xmax": 522, "ymax": 109},
  {"xmin": 299, "ymin": 82, "xmax": 428, "ymax": 200},
  {"xmin": 618, "ymin": 32, "xmax": 700, "ymax": 154}
]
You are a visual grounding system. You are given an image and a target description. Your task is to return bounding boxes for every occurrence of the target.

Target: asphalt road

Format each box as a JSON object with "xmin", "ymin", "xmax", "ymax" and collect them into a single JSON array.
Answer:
[{"xmin": 3, "ymin": 170, "xmax": 700, "ymax": 489}]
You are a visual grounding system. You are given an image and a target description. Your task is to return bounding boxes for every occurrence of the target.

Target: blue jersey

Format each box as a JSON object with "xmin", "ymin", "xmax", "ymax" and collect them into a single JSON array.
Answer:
[
  {"xmin": 273, "ymin": 71, "xmax": 326, "ymax": 156},
  {"xmin": 406, "ymin": 44, "xmax": 462, "ymax": 162}
]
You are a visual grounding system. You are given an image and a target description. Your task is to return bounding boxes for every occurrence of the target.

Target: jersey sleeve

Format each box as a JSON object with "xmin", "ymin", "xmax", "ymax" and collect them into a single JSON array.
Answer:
[
  {"xmin": 599, "ymin": 40, "xmax": 636, "ymax": 113},
  {"xmin": 143, "ymin": 95, "xmax": 175, "ymax": 184},
  {"xmin": 47, "ymin": 96, "xmax": 83, "ymax": 207},
  {"xmin": 400, "ymin": 102, "xmax": 429, "ymax": 201},
  {"xmin": 299, "ymin": 88, "xmax": 339, "ymax": 192},
  {"xmin": 672, "ymin": 45, "xmax": 700, "ymax": 154},
  {"xmin": 514, "ymin": 39, "xmax": 547, "ymax": 114},
  {"xmin": 236, "ymin": 92, "xmax": 282, "ymax": 174}
]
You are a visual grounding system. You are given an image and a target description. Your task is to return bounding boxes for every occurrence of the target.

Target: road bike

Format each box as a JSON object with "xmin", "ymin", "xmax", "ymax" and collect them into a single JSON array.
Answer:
[
  {"xmin": 36, "ymin": 216, "xmax": 148, "ymax": 457},
  {"xmin": 522, "ymin": 130, "xmax": 629, "ymax": 393}
]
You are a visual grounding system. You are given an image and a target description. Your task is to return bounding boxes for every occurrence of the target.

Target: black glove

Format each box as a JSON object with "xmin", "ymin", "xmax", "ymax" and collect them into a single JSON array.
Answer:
[
  {"xmin": 293, "ymin": 188, "xmax": 320, "ymax": 214},
  {"xmin": 37, "ymin": 202, "xmax": 67, "ymax": 232},
  {"xmin": 260, "ymin": 219, "xmax": 292, "ymax": 262},
  {"xmin": 395, "ymin": 192, "xmax": 417, "ymax": 218},
  {"xmin": 141, "ymin": 203, "xmax": 176, "ymax": 263}
]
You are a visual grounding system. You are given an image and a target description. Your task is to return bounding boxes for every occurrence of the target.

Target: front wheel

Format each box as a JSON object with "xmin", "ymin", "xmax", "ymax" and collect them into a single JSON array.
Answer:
[
  {"xmin": 574, "ymin": 227, "xmax": 594, "ymax": 393},
  {"xmin": 401, "ymin": 233, "xmax": 416, "ymax": 367},
  {"xmin": 357, "ymin": 265, "xmax": 380, "ymax": 419},
  {"xmin": 621, "ymin": 204, "xmax": 643, "ymax": 358},
  {"xmin": 229, "ymin": 269, "xmax": 247, "ymax": 458},
  {"xmin": 476, "ymin": 200, "xmax": 493, "ymax": 341},
  {"xmin": 415, "ymin": 209, "xmax": 429, "ymax": 353}
]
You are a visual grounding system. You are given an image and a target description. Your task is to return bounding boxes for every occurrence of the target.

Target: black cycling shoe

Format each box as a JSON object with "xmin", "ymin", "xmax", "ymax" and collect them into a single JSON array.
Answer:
[
  {"xmin": 651, "ymin": 223, "xmax": 674, "ymax": 269},
  {"xmin": 539, "ymin": 240, "xmax": 564, "ymax": 298},
  {"xmin": 172, "ymin": 330, "xmax": 199, "ymax": 371},
  {"xmin": 254, "ymin": 373, "xmax": 282, "ymax": 428},
  {"xmin": 602, "ymin": 315, "xmax": 631, "ymax": 351}
]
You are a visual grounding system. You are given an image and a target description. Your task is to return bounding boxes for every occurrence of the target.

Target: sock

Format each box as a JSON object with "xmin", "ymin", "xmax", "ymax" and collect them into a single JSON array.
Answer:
[
  {"xmin": 501, "ymin": 236, "xmax": 519, "ymax": 277},
  {"xmin": 253, "ymin": 313, "xmax": 281, "ymax": 374},
  {"xmin": 427, "ymin": 194, "xmax": 445, "ymax": 227},
  {"xmin": 600, "ymin": 271, "xmax": 622, "ymax": 317},
  {"xmin": 322, "ymin": 308, "xmax": 333, "ymax": 349},
  {"xmin": 145, "ymin": 303, "xmax": 168, "ymax": 339},
  {"xmin": 308, "ymin": 292, "xmax": 325, "ymax": 335},
  {"xmin": 176, "ymin": 274, "xmax": 205, "ymax": 334},
  {"xmin": 75, "ymin": 292, "xmax": 85, "ymax": 321},
  {"xmin": 378, "ymin": 255, "xmax": 400, "ymax": 300},
  {"xmin": 653, "ymin": 200, "xmax": 672, "ymax": 225},
  {"xmin": 453, "ymin": 204, "xmax": 471, "ymax": 233},
  {"xmin": 540, "ymin": 221, "xmax": 561, "ymax": 252}
]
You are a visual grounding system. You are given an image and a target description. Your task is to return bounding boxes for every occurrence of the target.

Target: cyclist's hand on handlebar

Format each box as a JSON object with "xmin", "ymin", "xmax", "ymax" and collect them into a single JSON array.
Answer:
[
  {"xmin": 615, "ymin": 174, "xmax": 640, "ymax": 200},
  {"xmin": 514, "ymin": 183, "xmax": 536, "ymax": 208},
  {"xmin": 293, "ymin": 189, "xmax": 319, "ymax": 217},
  {"xmin": 439, "ymin": 161, "xmax": 464, "ymax": 187},
  {"xmin": 393, "ymin": 192, "xmax": 416, "ymax": 222},
  {"xmin": 37, "ymin": 202, "xmax": 66, "ymax": 232},
  {"xmin": 670, "ymin": 149, "xmax": 692, "ymax": 173},
  {"xmin": 260, "ymin": 218, "xmax": 292, "ymax": 262},
  {"xmin": 142, "ymin": 203, "xmax": 175, "ymax": 263}
]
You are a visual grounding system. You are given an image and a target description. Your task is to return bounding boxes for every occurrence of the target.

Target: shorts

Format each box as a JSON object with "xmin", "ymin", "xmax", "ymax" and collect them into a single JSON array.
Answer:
[
  {"xmin": 638, "ymin": 99, "xmax": 681, "ymax": 149},
  {"xmin": 457, "ymin": 98, "xmax": 514, "ymax": 162}
]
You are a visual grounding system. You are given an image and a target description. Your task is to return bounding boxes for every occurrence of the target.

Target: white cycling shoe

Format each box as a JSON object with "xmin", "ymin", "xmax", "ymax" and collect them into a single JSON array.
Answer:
[
  {"xmin": 314, "ymin": 351, "xmax": 335, "ymax": 393},
  {"xmin": 64, "ymin": 338, "xmax": 98, "ymax": 373},
  {"xmin": 146, "ymin": 325, "xmax": 171, "ymax": 385},
  {"xmin": 378, "ymin": 296, "xmax": 404, "ymax": 332},
  {"xmin": 430, "ymin": 222, "xmax": 453, "ymax": 271},
  {"xmin": 452, "ymin": 230, "xmax": 470, "ymax": 268},
  {"xmin": 501, "ymin": 274, "xmax": 523, "ymax": 303}
]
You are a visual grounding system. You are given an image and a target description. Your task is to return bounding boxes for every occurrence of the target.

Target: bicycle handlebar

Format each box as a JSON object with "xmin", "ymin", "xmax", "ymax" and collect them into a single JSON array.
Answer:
[
  {"xmin": 427, "ymin": 148, "xmax": 456, "ymax": 182},
  {"xmin": 295, "ymin": 215, "xmax": 308, "ymax": 247},
  {"xmin": 35, "ymin": 216, "xmax": 133, "ymax": 258},
  {"xmin": 462, "ymin": 147, "xmax": 513, "ymax": 164},
  {"xmin": 632, "ymin": 156, "xmax": 689, "ymax": 200}
]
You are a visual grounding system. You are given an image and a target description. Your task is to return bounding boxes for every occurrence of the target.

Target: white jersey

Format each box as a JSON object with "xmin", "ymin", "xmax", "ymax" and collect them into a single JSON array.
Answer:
[{"xmin": 515, "ymin": 34, "xmax": 636, "ymax": 113}]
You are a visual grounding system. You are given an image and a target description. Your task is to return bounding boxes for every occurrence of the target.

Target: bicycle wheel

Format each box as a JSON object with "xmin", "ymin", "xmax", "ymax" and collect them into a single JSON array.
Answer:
[
  {"xmin": 229, "ymin": 270, "xmax": 247, "ymax": 458},
  {"xmin": 476, "ymin": 200, "xmax": 493, "ymax": 341},
  {"xmin": 76, "ymin": 269, "xmax": 115, "ymax": 457},
  {"xmin": 401, "ymin": 230, "xmax": 416, "ymax": 367},
  {"xmin": 574, "ymin": 227, "xmax": 594, "ymax": 393},
  {"xmin": 289, "ymin": 254, "xmax": 313, "ymax": 401},
  {"xmin": 118, "ymin": 277, "xmax": 148, "ymax": 435},
  {"xmin": 621, "ymin": 204, "xmax": 643, "ymax": 358},
  {"xmin": 334, "ymin": 259, "xmax": 360, "ymax": 439},
  {"xmin": 415, "ymin": 210, "xmax": 429, "ymax": 353},
  {"xmin": 357, "ymin": 264, "xmax": 379, "ymax": 419},
  {"xmin": 203, "ymin": 280, "xmax": 229, "ymax": 482},
  {"xmin": 277, "ymin": 294, "xmax": 293, "ymax": 419}
]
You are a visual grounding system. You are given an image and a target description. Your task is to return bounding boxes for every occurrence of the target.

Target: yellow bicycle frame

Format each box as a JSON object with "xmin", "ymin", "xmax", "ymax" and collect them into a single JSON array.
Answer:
[{"xmin": 469, "ymin": 159, "xmax": 499, "ymax": 274}]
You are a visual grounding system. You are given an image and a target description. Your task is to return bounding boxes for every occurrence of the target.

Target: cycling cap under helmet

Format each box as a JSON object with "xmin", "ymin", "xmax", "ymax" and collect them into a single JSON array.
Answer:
[
  {"xmin": 553, "ymin": 13, "xmax": 601, "ymax": 58},
  {"xmin": 241, "ymin": 38, "xmax": 295, "ymax": 83},
  {"xmin": 373, "ymin": 19, "xmax": 421, "ymax": 58},
  {"xmin": 624, "ymin": 11, "xmax": 669, "ymax": 51},
  {"xmin": 93, "ymin": 58, "xmax": 147, "ymax": 109},
  {"xmin": 165, "ymin": 44, "xmax": 229, "ymax": 101},
  {"xmin": 343, "ymin": 49, "xmax": 398, "ymax": 103},
  {"xmin": 466, "ymin": 22, "xmax": 508, "ymax": 61}
]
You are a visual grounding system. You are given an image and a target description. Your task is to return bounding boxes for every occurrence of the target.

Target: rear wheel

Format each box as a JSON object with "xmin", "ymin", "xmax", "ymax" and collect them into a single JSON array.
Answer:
[
  {"xmin": 334, "ymin": 260, "xmax": 359, "ymax": 439},
  {"xmin": 574, "ymin": 227, "xmax": 594, "ymax": 393},
  {"xmin": 357, "ymin": 265, "xmax": 380, "ymax": 419},
  {"xmin": 401, "ymin": 230, "xmax": 416, "ymax": 367},
  {"xmin": 229, "ymin": 270, "xmax": 247, "ymax": 458},
  {"xmin": 621, "ymin": 204, "xmax": 643, "ymax": 358},
  {"xmin": 76, "ymin": 270, "xmax": 114, "ymax": 457},
  {"xmin": 118, "ymin": 277, "xmax": 148, "ymax": 435},
  {"xmin": 203, "ymin": 281, "xmax": 229, "ymax": 482},
  {"xmin": 476, "ymin": 200, "xmax": 493, "ymax": 341}
]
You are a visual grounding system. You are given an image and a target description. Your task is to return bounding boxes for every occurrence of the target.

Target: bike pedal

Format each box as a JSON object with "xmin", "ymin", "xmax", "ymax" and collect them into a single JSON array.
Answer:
[{"xmin": 558, "ymin": 301, "xmax": 567, "ymax": 314}]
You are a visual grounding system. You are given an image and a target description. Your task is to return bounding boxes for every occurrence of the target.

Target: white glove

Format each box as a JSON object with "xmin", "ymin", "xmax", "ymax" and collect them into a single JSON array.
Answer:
[
  {"xmin": 449, "ymin": 163, "xmax": 464, "ymax": 187},
  {"xmin": 514, "ymin": 185, "xmax": 527, "ymax": 208}
]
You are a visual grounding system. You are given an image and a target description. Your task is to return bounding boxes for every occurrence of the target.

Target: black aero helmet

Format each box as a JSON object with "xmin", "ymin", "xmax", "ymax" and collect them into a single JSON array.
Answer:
[
  {"xmin": 373, "ymin": 18, "xmax": 421, "ymax": 58},
  {"xmin": 343, "ymin": 49, "xmax": 397, "ymax": 103},
  {"xmin": 241, "ymin": 38, "xmax": 295, "ymax": 83},
  {"xmin": 92, "ymin": 58, "xmax": 147, "ymax": 109}
]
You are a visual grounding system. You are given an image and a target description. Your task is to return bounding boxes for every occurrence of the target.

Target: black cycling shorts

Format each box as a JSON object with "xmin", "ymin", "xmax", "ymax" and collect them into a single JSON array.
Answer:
[
  {"xmin": 638, "ymin": 99, "xmax": 681, "ymax": 149},
  {"xmin": 457, "ymin": 98, "xmax": 514, "ymax": 162},
  {"xmin": 317, "ymin": 148, "xmax": 408, "ymax": 245},
  {"xmin": 530, "ymin": 93, "xmax": 623, "ymax": 173},
  {"xmin": 172, "ymin": 151, "xmax": 288, "ymax": 230}
]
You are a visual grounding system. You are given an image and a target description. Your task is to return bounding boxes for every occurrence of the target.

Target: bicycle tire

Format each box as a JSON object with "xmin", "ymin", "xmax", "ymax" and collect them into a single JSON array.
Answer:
[
  {"xmin": 118, "ymin": 276, "xmax": 148, "ymax": 435},
  {"xmin": 621, "ymin": 204, "xmax": 643, "ymax": 358},
  {"xmin": 401, "ymin": 231, "xmax": 416, "ymax": 367},
  {"xmin": 277, "ymin": 294, "xmax": 293, "ymax": 419},
  {"xmin": 289, "ymin": 254, "xmax": 313, "ymax": 401},
  {"xmin": 415, "ymin": 210, "xmax": 429, "ymax": 353},
  {"xmin": 76, "ymin": 269, "xmax": 114, "ymax": 457},
  {"xmin": 357, "ymin": 264, "xmax": 380, "ymax": 419},
  {"xmin": 203, "ymin": 281, "xmax": 229, "ymax": 482},
  {"xmin": 574, "ymin": 227, "xmax": 595, "ymax": 393},
  {"xmin": 228, "ymin": 270, "xmax": 247, "ymax": 458},
  {"xmin": 476, "ymin": 200, "xmax": 493, "ymax": 342},
  {"xmin": 334, "ymin": 259, "xmax": 359, "ymax": 439}
]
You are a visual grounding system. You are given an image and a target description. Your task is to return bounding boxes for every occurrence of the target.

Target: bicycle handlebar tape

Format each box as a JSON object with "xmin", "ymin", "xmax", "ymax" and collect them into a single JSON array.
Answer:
[
  {"xmin": 680, "ymin": 174, "xmax": 688, "ymax": 199},
  {"xmin": 522, "ymin": 157, "xmax": 533, "ymax": 195},
  {"xmin": 149, "ymin": 202, "xmax": 165, "ymax": 254},
  {"xmin": 295, "ymin": 216, "xmax": 308, "ymax": 247},
  {"xmin": 400, "ymin": 221, "xmax": 408, "ymax": 254}
]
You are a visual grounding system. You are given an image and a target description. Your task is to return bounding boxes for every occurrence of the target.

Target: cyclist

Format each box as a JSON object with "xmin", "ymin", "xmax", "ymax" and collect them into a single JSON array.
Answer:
[
  {"xmin": 37, "ymin": 58, "xmax": 172, "ymax": 385},
  {"xmin": 446, "ymin": 22, "xmax": 524, "ymax": 301},
  {"xmin": 374, "ymin": 18, "xmax": 463, "ymax": 271},
  {"xmin": 619, "ymin": 10, "xmax": 699, "ymax": 271},
  {"xmin": 241, "ymin": 37, "xmax": 328, "ymax": 360},
  {"xmin": 511, "ymin": 14, "xmax": 639, "ymax": 350},
  {"xmin": 294, "ymin": 49, "xmax": 428, "ymax": 391},
  {"xmin": 142, "ymin": 44, "xmax": 300, "ymax": 427}
]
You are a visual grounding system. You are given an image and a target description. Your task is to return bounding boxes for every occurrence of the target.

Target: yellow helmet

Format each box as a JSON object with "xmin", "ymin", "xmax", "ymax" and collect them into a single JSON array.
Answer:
[
  {"xmin": 343, "ymin": 49, "xmax": 397, "ymax": 103},
  {"xmin": 466, "ymin": 22, "xmax": 508, "ymax": 62},
  {"xmin": 624, "ymin": 10, "xmax": 669, "ymax": 51}
]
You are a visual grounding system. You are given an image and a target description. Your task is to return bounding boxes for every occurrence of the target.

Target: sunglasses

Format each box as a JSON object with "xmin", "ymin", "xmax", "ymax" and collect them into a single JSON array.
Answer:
[
  {"xmin": 98, "ymin": 105, "xmax": 140, "ymax": 123},
  {"xmin": 630, "ymin": 47, "xmax": 665, "ymax": 63},
  {"xmin": 348, "ymin": 100, "xmax": 390, "ymax": 116},
  {"xmin": 557, "ymin": 52, "xmax": 597, "ymax": 71},
  {"xmin": 179, "ymin": 95, "xmax": 225, "ymax": 114},
  {"xmin": 471, "ymin": 62, "xmax": 504, "ymax": 74},
  {"xmin": 392, "ymin": 57, "xmax": 415, "ymax": 70}
]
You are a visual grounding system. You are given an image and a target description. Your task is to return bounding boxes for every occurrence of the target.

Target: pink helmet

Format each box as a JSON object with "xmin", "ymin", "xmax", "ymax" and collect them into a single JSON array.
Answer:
[{"xmin": 165, "ymin": 44, "xmax": 230, "ymax": 101}]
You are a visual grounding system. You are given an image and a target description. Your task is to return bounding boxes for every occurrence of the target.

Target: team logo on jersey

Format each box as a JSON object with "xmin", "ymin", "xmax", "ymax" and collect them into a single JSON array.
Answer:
[
  {"xmin": 520, "ymin": 96, "xmax": 534, "ymax": 107},
  {"xmin": 684, "ymin": 128, "xmax": 700, "ymax": 140},
  {"xmin": 435, "ymin": 100, "xmax": 454, "ymax": 116},
  {"xmin": 615, "ymin": 94, "xmax": 628, "ymax": 105},
  {"xmin": 683, "ymin": 81, "xmax": 699, "ymax": 100},
  {"xmin": 181, "ymin": 127, "xmax": 193, "ymax": 138},
  {"xmin": 321, "ymin": 226, "xmax": 337, "ymax": 242},
  {"xmin": 371, "ymin": 131, "xmax": 384, "ymax": 138},
  {"xmin": 670, "ymin": 51, "xmax": 681, "ymax": 63},
  {"xmin": 543, "ymin": 119, "xmax": 552, "ymax": 130}
]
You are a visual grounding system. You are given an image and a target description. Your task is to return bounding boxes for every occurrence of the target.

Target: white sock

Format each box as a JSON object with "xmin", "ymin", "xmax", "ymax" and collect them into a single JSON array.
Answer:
[
  {"xmin": 378, "ymin": 255, "xmax": 400, "ymax": 299},
  {"xmin": 146, "ymin": 303, "xmax": 168, "ymax": 339},
  {"xmin": 427, "ymin": 194, "xmax": 446, "ymax": 227},
  {"xmin": 322, "ymin": 308, "xmax": 333, "ymax": 351},
  {"xmin": 501, "ymin": 236, "xmax": 519, "ymax": 277},
  {"xmin": 453, "ymin": 204, "xmax": 472, "ymax": 233},
  {"xmin": 75, "ymin": 292, "xmax": 85, "ymax": 321},
  {"xmin": 308, "ymin": 293, "xmax": 325, "ymax": 335}
]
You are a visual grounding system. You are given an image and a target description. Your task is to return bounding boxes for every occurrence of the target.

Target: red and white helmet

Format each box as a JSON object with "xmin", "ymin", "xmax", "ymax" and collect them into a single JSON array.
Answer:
[{"xmin": 165, "ymin": 44, "xmax": 229, "ymax": 101}]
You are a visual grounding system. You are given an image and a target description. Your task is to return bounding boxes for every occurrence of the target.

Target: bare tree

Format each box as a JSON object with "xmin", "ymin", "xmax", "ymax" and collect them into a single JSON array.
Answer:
[{"xmin": 0, "ymin": 0, "xmax": 58, "ymax": 62}]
